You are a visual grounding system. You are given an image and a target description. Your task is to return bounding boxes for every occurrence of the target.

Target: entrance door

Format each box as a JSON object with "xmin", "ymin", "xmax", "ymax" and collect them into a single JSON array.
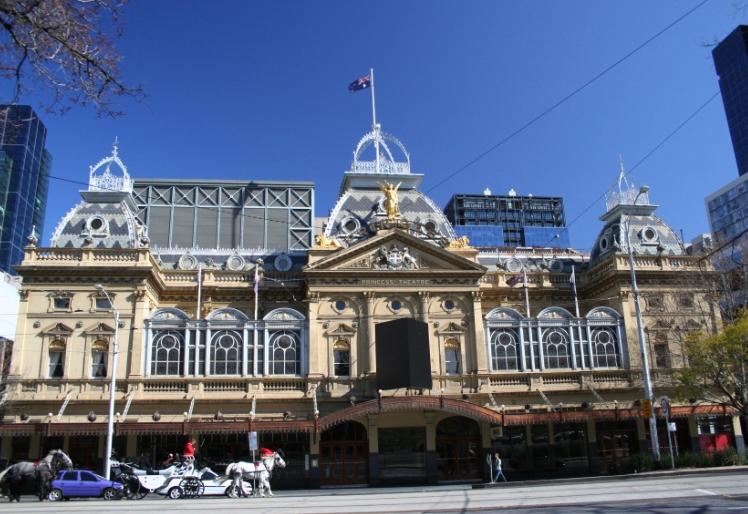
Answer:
[
  {"xmin": 436, "ymin": 416, "xmax": 481, "ymax": 481},
  {"xmin": 320, "ymin": 421, "xmax": 368, "ymax": 485},
  {"xmin": 598, "ymin": 429, "xmax": 635, "ymax": 473}
]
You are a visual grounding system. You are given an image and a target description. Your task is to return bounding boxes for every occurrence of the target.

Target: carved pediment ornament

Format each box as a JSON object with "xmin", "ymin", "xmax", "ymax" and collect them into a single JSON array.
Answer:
[
  {"xmin": 326, "ymin": 323, "xmax": 357, "ymax": 336},
  {"xmin": 314, "ymin": 234, "xmax": 343, "ymax": 249},
  {"xmin": 438, "ymin": 322, "xmax": 465, "ymax": 334},
  {"xmin": 373, "ymin": 244, "xmax": 418, "ymax": 270}
]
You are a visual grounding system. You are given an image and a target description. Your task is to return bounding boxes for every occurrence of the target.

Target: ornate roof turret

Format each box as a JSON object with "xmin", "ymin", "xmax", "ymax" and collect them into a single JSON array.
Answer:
[
  {"xmin": 88, "ymin": 137, "xmax": 133, "ymax": 194},
  {"xmin": 325, "ymin": 126, "xmax": 456, "ymax": 247},
  {"xmin": 50, "ymin": 140, "xmax": 146, "ymax": 249},
  {"xmin": 590, "ymin": 162, "xmax": 684, "ymax": 265}
]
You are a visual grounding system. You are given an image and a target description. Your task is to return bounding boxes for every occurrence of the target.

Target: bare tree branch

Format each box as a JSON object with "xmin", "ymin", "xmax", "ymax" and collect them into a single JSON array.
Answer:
[{"xmin": 0, "ymin": 0, "xmax": 143, "ymax": 117}]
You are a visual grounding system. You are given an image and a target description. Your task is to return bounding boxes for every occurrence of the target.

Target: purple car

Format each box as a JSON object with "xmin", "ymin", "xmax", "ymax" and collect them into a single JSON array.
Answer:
[{"xmin": 49, "ymin": 469, "xmax": 123, "ymax": 501}]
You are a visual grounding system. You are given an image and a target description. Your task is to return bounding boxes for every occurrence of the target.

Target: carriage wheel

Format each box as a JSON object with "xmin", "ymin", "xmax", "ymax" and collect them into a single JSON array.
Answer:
[
  {"xmin": 48, "ymin": 488, "xmax": 63, "ymax": 502},
  {"xmin": 179, "ymin": 477, "xmax": 204, "ymax": 499}
]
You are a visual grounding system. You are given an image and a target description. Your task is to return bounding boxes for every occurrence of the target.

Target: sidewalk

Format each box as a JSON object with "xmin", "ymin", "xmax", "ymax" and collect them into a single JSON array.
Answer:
[
  {"xmin": 271, "ymin": 465, "xmax": 748, "ymax": 498},
  {"xmin": 473, "ymin": 464, "xmax": 748, "ymax": 489}
]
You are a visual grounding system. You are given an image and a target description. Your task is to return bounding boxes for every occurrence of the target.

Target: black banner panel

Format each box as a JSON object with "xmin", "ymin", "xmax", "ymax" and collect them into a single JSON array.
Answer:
[{"xmin": 375, "ymin": 318, "xmax": 432, "ymax": 390}]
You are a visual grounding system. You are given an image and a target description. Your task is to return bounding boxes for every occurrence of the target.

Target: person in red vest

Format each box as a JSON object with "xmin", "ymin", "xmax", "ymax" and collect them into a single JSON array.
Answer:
[
  {"xmin": 259, "ymin": 447, "xmax": 274, "ymax": 461},
  {"xmin": 183, "ymin": 438, "xmax": 197, "ymax": 463}
]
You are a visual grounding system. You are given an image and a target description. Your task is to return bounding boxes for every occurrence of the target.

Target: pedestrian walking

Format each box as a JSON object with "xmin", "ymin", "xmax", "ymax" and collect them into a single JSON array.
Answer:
[
  {"xmin": 183, "ymin": 438, "xmax": 197, "ymax": 465},
  {"xmin": 491, "ymin": 452, "xmax": 507, "ymax": 482}
]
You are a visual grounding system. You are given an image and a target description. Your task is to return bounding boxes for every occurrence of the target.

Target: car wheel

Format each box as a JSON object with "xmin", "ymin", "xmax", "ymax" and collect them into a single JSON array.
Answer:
[
  {"xmin": 103, "ymin": 487, "xmax": 119, "ymax": 501},
  {"xmin": 168, "ymin": 486, "xmax": 183, "ymax": 500},
  {"xmin": 48, "ymin": 488, "xmax": 63, "ymax": 502}
]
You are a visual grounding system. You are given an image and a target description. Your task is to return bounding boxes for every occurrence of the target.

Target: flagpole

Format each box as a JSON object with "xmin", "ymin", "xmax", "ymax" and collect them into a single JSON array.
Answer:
[
  {"xmin": 254, "ymin": 261, "xmax": 260, "ymax": 321},
  {"xmin": 571, "ymin": 266, "xmax": 586, "ymax": 368},
  {"xmin": 370, "ymin": 67, "xmax": 381, "ymax": 174},
  {"xmin": 523, "ymin": 269, "xmax": 531, "ymax": 317}
]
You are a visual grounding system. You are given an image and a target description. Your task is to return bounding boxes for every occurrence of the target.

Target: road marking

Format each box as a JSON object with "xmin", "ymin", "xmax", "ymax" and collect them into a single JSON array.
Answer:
[{"xmin": 696, "ymin": 488, "xmax": 718, "ymax": 496}]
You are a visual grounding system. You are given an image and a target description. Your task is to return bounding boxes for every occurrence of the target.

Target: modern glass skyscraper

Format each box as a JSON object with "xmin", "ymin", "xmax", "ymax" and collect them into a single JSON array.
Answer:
[
  {"xmin": 714, "ymin": 25, "xmax": 748, "ymax": 177},
  {"xmin": 443, "ymin": 190, "xmax": 570, "ymax": 248},
  {"xmin": 0, "ymin": 105, "xmax": 52, "ymax": 274}
]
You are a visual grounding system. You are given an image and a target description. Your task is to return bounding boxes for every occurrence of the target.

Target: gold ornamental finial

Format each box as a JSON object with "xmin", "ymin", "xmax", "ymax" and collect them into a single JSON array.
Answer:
[
  {"xmin": 378, "ymin": 181, "xmax": 402, "ymax": 219},
  {"xmin": 314, "ymin": 233, "xmax": 342, "ymax": 249},
  {"xmin": 446, "ymin": 236, "xmax": 471, "ymax": 249}
]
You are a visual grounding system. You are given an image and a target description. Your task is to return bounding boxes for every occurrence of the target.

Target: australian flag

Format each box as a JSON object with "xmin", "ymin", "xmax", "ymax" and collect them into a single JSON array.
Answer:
[{"xmin": 348, "ymin": 74, "xmax": 371, "ymax": 92}]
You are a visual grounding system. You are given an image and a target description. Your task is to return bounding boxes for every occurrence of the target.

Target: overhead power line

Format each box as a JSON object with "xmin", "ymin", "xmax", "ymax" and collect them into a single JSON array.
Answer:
[{"xmin": 425, "ymin": 0, "xmax": 710, "ymax": 194}]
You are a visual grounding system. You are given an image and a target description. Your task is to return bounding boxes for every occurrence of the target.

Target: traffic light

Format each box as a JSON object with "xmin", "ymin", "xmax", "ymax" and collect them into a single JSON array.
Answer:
[{"xmin": 641, "ymin": 398, "xmax": 652, "ymax": 418}]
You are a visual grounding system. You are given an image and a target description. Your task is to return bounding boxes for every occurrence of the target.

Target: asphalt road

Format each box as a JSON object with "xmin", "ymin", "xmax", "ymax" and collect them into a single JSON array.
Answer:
[{"xmin": 3, "ymin": 471, "xmax": 748, "ymax": 513}]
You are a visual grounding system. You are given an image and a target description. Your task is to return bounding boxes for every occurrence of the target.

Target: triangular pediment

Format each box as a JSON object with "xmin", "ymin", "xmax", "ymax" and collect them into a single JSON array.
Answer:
[
  {"xmin": 438, "ymin": 322, "xmax": 465, "ymax": 334},
  {"xmin": 326, "ymin": 323, "xmax": 357, "ymax": 336},
  {"xmin": 42, "ymin": 322, "xmax": 74, "ymax": 335},
  {"xmin": 82, "ymin": 322, "xmax": 115, "ymax": 336},
  {"xmin": 305, "ymin": 229, "xmax": 485, "ymax": 274}
]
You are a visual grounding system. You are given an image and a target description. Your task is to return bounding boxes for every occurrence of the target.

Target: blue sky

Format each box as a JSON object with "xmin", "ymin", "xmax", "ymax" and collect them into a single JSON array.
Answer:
[{"xmin": 30, "ymin": 0, "xmax": 745, "ymax": 251}]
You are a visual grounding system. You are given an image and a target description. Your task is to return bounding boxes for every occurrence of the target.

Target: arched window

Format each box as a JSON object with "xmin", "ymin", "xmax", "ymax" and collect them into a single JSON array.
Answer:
[
  {"xmin": 48, "ymin": 340, "xmax": 65, "ymax": 378},
  {"xmin": 591, "ymin": 327, "xmax": 618, "ymax": 368},
  {"xmin": 490, "ymin": 329, "xmax": 519, "ymax": 371},
  {"xmin": 270, "ymin": 330, "xmax": 299, "ymax": 375},
  {"xmin": 211, "ymin": 330, "xmax": 241, "ymax": 375},
  {"xmin": 444, "ymin": 339, "xmax": 461, "ymax": 374},
  {"xmin": 542, "ymin": 328, "xmax": 570, "ymax": 369},
  {"xmin": 151, "ymin": 331, "xmax": 183, "ymax": 376},
  {"xmin": 333, "ymin": 340, "xmax": 350, "ymax": 377},
  {"xmin": 91, "ymin": 340, "xmax": 108, "ymax": 378}
]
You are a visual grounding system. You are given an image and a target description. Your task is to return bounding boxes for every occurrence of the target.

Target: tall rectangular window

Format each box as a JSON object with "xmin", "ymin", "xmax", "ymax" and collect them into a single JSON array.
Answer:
[
  {"xmin": 445, "ymin": 347, "xmax": 460, "ymax": 374},
  {"xmin": 333, "ymin": 349, "xmax": 350, "ymax": 377},
  {"xmin": 91, "ymin": 350, "xmax": 107, "ymax": 378},
  {"xmin": 49, "ymin": 350, "xmax": 64, "ymax": 378}
]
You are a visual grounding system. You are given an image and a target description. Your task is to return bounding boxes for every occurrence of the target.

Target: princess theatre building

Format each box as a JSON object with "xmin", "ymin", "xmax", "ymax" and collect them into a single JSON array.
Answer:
[{"xmin": 0, "ymin": 126, "xmax": 737, "ymax": 488}]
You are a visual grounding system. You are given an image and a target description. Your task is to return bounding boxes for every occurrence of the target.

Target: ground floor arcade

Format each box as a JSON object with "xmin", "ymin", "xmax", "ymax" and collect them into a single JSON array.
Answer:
[{"xmin": 0, "ymin": 399, "xmax": 743, "ymax": 487}]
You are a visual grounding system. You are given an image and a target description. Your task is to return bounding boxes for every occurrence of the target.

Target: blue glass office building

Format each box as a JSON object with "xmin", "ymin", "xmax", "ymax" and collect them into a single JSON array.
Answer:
[
  {"xmin": 0, "ymin": 106, "xmax": 51, "ymax": 273},
  {"xmin": 444, "ymin": 192, "xmax": 569, "ymax": 248},
  {"xmin": 714, "ymin": 25, "xmax": 748, "ymax": 177}
]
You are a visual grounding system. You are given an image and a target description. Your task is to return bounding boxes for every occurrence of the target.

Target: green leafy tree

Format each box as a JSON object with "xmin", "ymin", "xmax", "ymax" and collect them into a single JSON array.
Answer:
[{"xmin": 677, "ymin": 313, "xmax": 748, "ymax": 416}]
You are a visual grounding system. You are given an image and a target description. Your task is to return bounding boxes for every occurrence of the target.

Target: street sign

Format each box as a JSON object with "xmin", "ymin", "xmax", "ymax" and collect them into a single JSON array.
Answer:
[
  {"xmin": 660, "ymin": 396, "xmax": 671, "ymax": 418},
  {"xmin": 668, "ymin": 422, "xmax": 677, "ymax": 432},
  {"xmin": 248, "ymin": 431, "xmax": 258, "ymax": 451},
  {"xmin": 641, "ymin": 399, "xmax": 652, "ymax": 418}
]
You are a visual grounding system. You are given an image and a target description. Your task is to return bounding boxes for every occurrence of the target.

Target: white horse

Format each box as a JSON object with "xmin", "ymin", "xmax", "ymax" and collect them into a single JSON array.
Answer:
[{"xmin": 225, "ymin": 451, "xmax": 286, "ymax": 497}]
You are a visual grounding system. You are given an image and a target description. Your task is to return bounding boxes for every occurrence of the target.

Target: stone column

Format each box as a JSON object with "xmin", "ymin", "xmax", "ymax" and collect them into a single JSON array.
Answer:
[
  {"xmin": 0, "ymin": 435, "xmax": 10, "ymax": 460},
  {"xmin": 307, "ymin": 292, "xmax": 321, "ymax": 376},
  {"xmin": 688, "ymin": 414, "xmax": 700, "ymax": 452},
  {"xmin": 424, "ymin": 412, "xmax": 438, "ymax": 484},
  {"xmin": 126, "ymin": 434, "xmax": 138, "ymax": 457},
  {"xmin": 732, "ymin": 415, "xmax": 746, "ymax": 458},
  {"xmin": 28, "ymin": 433, "xmax": 41, "ymax": 459},
  {"xmin": 586, "ymin": 419, "xmax": 600, "ymax": 474},
  {"xmin": 525, "ymin": 424, "xmax": 534, "ymax": 471},
  {"xmin": 365, "ymin": 293, "xmax": 376, "ymax": 373},
  {"xmin": 308, "ymin": 431, "xmax": 320, "ymax": 488},
  {"xmin": 128, "ymin": 288, "xmax": 149, "ymax": 377},
  {"xmin": 481, "ymin": 420, "xmax": 492, "ymax": 482},
  {"xmin": 367, "ymin": 414, "xmax": 380, "ymax": 486},
  {"xmin": 635, "ymin": 417, "xmax": 648, "ymax": 453},
  {"xmin": 472, "ymin": 291, "xmax": 488, "ymax": 373}
]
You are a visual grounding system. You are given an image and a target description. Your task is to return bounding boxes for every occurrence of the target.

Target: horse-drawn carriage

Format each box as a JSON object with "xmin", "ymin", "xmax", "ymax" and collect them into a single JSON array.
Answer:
[{"xmin": 112, "ymin": 449, "xmax": 286, "ymax": 500}]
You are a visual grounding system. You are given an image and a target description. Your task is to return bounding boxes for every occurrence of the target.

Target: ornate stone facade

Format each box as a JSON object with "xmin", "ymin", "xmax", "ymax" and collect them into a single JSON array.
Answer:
[{"xmin": 0, "ymin": 132, "xmax": 730, "ymax": 486}]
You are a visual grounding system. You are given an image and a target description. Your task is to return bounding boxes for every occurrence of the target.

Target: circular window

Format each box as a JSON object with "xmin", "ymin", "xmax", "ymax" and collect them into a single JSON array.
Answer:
[
  {"xmin": 599, "ymin": 237, "xmax": 608, "ymax": 251},
  {"xmin": 335, "ymin": 300, "xmax": 346, "ymax": 311},
  {"xmin": 423, "ymin": 220, "xmax": 437, "ymax": 234},
  {"xmin": 90, "ymin": 218, "xmax": 104, "ymax": 230},
  {"xmin": 225, "ymin": 254, "xmax": 246, "ymax": 271},
  {"xmin": 444, "ymin": 299, "xmax": 455, "ymax": 311},
  {"xmin": 341, "ymin": 217, "xmax": 360, "ymax": 234},
  {"xmin": 274, "ymin": 253, "xmax": 292, "ymax": 272},
  {"xmin": 641, "ymin": 226, "xmax": 658, "ymax": 242},
  {"xmin": 178, "ymin": 253, "xmax": 198, "ymax": 270},
  {"xmin": 390, "ymin": 300, "xmax": 402, "ymax": 311}
]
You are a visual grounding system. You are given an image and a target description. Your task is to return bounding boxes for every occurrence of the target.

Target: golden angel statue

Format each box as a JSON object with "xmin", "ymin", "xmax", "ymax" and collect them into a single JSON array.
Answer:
[{"xmin": 378, "ymin": 181, "xmax": 402, "ymax": 219}]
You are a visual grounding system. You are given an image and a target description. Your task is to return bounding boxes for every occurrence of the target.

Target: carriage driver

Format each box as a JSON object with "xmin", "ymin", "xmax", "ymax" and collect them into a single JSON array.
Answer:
[{"xmin": 183, "ymin": 438, "xmax": 197, "ymax": 464}]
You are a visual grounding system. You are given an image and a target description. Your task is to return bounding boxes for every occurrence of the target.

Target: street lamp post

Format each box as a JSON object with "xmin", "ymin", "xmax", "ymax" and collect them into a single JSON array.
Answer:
[
  {"xmin": 96, "ymin": 284, "xmax": 120, "ymax": 479},
  {"xmin": 624, "ymin": 186, "xmax": 661, "ymax": 461}
]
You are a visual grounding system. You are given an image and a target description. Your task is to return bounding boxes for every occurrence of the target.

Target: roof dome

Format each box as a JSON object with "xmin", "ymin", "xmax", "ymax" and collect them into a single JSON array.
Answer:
[
  {"xmin": 590, "ymin": 167, "xmax": 684, "ymax": 265},
  {"xmin": 325, "ymin": 126, "xmax": 456, "ymax": 246},
  {"xmin": 50, "ymin": 141, "xmax": 146, "ymax": 249}
]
